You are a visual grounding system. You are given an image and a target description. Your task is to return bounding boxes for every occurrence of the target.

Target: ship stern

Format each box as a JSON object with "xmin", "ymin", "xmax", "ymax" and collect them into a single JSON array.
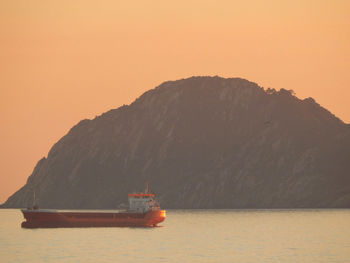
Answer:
[{"xmin": 145, "ymin": 210, "xmax": 166, "ymax": 226}]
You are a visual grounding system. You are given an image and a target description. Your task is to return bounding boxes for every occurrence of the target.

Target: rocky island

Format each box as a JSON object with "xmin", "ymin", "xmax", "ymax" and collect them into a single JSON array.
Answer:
[{"xmin": 2, "ymin": 76, "xmax": 350, "ymax": 209}]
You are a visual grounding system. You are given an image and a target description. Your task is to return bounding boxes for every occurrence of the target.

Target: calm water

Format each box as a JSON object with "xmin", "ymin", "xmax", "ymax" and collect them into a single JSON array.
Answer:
[{"xmin": 1, "ymin": 209, "xmax": 350, "ymax": 263}]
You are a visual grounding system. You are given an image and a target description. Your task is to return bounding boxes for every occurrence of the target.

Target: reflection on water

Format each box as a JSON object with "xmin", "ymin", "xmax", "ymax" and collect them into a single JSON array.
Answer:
[{"xmin": 1, "ymin": 209, "xmax": 350, "ymax": 263}]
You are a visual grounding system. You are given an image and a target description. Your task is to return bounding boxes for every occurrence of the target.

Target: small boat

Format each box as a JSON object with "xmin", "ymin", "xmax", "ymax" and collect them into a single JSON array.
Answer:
[{"xmin": 21, "ymin": 186, "xmax": 166, "ymax": 228}]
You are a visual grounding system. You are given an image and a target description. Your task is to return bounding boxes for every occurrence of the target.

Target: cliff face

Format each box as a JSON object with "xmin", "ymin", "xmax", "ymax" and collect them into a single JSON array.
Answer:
[{"xmin": 3, "ymin": 76, "xmax": 350, "ymax": 209}]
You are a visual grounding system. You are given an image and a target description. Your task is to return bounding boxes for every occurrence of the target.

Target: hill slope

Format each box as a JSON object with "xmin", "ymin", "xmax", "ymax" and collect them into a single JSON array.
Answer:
[{"xmin": 3, "ymin": 76, "xmax": 350, "ymax": 208}]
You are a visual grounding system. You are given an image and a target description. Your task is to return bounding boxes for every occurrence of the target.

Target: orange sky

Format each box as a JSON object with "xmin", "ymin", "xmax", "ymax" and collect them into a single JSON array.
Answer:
[{"xmin": 1, "ymin": 0, "xmax": 349, "ymax": 203}]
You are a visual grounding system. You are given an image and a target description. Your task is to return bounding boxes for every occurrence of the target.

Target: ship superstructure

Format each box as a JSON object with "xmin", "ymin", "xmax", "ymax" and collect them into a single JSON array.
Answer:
[{"xmin": 128, "ymin": 193, "xmax": 160, "ymax": 212}]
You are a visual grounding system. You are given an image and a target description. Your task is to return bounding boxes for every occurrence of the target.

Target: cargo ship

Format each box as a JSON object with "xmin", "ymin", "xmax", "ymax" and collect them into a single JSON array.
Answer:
[{"xmin": 21, "ymin": 186, "xmax": 166, "ymax": 228}]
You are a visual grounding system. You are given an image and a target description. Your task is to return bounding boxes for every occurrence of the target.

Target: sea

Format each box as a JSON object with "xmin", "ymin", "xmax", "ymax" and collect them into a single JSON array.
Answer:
[{"xmin": 1, "ymin": 209, "xmax": 350, "ymax": 263}]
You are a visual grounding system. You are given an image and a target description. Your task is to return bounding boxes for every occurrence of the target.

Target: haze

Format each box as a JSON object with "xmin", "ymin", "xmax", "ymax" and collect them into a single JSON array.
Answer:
[{"xmin": 1, "ymin": 0, "xmax": 349, "ymax": 203}]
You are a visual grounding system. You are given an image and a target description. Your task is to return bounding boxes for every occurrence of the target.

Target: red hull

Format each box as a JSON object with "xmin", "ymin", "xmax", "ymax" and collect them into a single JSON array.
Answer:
[{"xmin": 21, "ymin": 209, "xmax": 166, "ymax": 228}]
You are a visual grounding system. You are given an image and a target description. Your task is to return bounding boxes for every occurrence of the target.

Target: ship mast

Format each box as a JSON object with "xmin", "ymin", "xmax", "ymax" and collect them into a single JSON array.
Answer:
[
  {"xmin": 33, "ymin": 190, "xmax": 36, "ymax": 207},
  {"xmin": 145, "ymin": 182, "xmax": 149, "ymax": 194}
]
